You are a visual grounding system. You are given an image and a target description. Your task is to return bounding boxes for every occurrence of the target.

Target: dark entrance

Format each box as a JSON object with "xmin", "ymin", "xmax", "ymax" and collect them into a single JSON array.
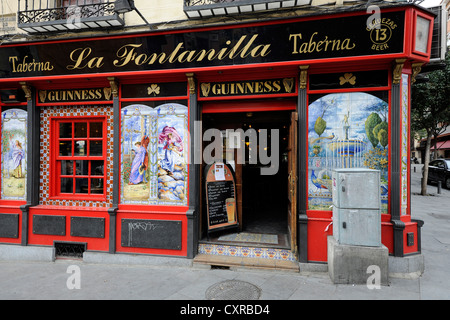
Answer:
[{"xmin": 201, "ymin": 110, "xmax": 293, "ymax": 249}]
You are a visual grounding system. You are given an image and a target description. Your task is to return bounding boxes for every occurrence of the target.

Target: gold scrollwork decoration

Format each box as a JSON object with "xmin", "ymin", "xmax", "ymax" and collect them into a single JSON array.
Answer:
[
  {"xmin": 107, "ymin": 77, "xmax": 119, "ymax": 98},
  {"xmin": 411, "ymin": 62, "xmax": 424, "ymax": 84},
  {"xmin": 299, "ymin": 65, "xmax": 309, "ymax": 89},
  {"xmin": 19, "ymin": 82, "xmax": 32, "ymax": 101},
  {"xmin": 392, "ymin": 59, "xmax": 406, "ymax": 85},
  {"xmin": 186, "ymin": 73, "xmax": 196, "ymax": 95}
]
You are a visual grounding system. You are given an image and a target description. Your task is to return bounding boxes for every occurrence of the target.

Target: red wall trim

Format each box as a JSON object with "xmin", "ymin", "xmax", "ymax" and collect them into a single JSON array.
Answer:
[{"xmin": 28, "ymin": 206, "xmax": 110, "ymax": 252}]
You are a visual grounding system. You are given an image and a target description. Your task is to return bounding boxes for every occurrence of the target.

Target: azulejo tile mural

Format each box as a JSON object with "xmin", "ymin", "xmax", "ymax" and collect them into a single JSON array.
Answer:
[
  {"xmin": 308, "ymin": 92, "xmax": 389, "ymax": 213},
  {"xmin": 1, "ymin": 108, "xmax": 27, "ymax": 200},
  {"xmin": 121, "ymin": 103, "xmax": 188, "ymax": 206}
]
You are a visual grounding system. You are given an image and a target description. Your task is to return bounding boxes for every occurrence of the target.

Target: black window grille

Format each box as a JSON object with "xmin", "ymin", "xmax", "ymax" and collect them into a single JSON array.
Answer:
[
  {"xmin": 17, "ymin": 0, "xmax": 124, "ymax": 33},
  {"xmin": 54, "ymin": 242, "xmax": 86, "ymax": 258}
]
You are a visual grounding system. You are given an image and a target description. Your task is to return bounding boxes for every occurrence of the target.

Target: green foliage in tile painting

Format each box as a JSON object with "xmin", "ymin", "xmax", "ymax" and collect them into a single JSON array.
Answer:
[
  {"xmin": 365, "ymin": 112, "xmax": 382, "ymax": 148},
  {"xmin": 314, "ymin": 116, "xmax": 327, "ymax": 137},
  {"xmin": 373, "ymin": 121, "xmax": 388, "ymax": 149}
]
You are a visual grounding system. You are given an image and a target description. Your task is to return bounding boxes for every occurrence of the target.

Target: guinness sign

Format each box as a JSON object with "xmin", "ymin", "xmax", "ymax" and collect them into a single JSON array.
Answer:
[
  {"xmin": 38, "ymin": 88, "xmax": 113, "ymax": 103},
  {"xmin": 200, "ymin": 78, "xmax": 296, "ymax": 98}
]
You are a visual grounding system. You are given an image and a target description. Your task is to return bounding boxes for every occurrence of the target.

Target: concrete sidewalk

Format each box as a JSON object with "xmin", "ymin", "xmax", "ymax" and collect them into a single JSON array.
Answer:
[{"xmin": 0, "ymin": 164, "xmax": 449, "ymax": 300}]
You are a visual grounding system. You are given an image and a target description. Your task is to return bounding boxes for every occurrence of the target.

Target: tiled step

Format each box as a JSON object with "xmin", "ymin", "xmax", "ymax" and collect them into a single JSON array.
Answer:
[
  {"xmin": 193, "ymin": 254, "xmax": 299, "ymax": 272},
  {"xmin": 195, "ymin": 243, "xmax": 299, "ymax": 272}
]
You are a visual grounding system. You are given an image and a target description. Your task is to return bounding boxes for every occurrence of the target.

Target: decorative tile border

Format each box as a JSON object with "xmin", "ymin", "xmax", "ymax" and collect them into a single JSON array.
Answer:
[
  {"xmin": 39, "ymin": 105, "xmax": 114, "ymax": 208},
  {"xmin": 198, "ymin": 243, "xmax": 296, "ymax": 261}
]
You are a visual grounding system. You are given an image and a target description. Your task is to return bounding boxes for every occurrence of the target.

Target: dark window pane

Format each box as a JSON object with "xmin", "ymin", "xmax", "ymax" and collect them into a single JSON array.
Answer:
[
  {"xmin": 61, "ymin": 178, "xmax": 73, "ymax": 193},
  {"xmin": 61, "ymin": 161, "xmax": 73, "ymax": 175},
  {"xmin": 90, "ymin": 122, "xmax": 103, "ymax": 138},
  {"xmin": 75, "ymin": 178, "xmax": 89, "ymax": 193},
  {"xmin": 59, "ymin": 123, "xmax": 72, "ymax": 138},
  {"xmin": 75, "ymin": 160, "xmax": 89, "ymax": 176},
  {"xmin": 74, "ymin": 122, "xmax": 87, "ymax": 138},
  {"xmin": 91, "ymin": 160, "xmax": 104, "ymax": 175},
  {"xmin": 59, "ymin": 141, "xmax": 72, "ymax": 156},
  {"xmin": 91, "ymin": 179, "xmax": 104, "ymax": 194},
  {"xmin": 89, "ymin": 141, "xmax": 102, "ymax": 156},
  {"xmin": 74, "ymin": 140, "xmax": 86, "ymax": 156}
]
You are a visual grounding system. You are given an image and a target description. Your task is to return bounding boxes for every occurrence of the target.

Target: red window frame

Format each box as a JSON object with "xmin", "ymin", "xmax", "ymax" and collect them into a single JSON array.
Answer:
[{"xmin": 50, "ymin": 116, "xmax": 107, "ymax": 201}]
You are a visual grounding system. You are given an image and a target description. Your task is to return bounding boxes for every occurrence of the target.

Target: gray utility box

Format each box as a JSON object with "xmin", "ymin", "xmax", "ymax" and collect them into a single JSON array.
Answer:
[{"xmin": 332, "ymin": 168, "xmax": 381, "ymax": 247}]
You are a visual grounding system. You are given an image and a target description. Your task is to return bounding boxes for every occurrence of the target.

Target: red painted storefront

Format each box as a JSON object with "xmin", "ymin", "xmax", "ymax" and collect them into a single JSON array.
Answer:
[{"xmin": 0, "ymin": 4, "xmax": 433, "ymax": 264}]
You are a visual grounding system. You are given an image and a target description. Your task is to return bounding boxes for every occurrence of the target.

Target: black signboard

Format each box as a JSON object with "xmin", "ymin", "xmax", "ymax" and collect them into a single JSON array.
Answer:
[
  {"xmin": 0, "ymin": 10, "xmax": 405, "ymax": 79},
  {"xmin": 309, "ymin": 70, "xmax": 389, "ymax": 90},
  {"xmin": 70, "ymin": 216, "xmax": 105, "ymax": 238},
  {"xmin": 0, "ymin": 214, "xmax": 19, "ymax": 238},
  {"xmin": 32, "ymin": 215, "xmax": 66, "ymax": 236},
  {"xmin": 121, "ymin": 218, "xmax": 182, "ymax": 250},
  {"xmin": 206, "ymin": 180, "xmax": 235, "ymax": 227},
  {"xmin": 204, "ymin": 162, "xmax": 238, "ymax": 234},
  {"xmin": 0, "ymin": 89, "xmax": 26, "ymax": 103},
  {"xmin": 121, "ymin": 82, "xmax": 187, "ymax": 98},
  {"xmin": 199, "ymin": 78, "xmax": 296, "ymax": 98},
  {"xmin": 37, "ymin": 87, "xmax": 112, "ymax": 103}
]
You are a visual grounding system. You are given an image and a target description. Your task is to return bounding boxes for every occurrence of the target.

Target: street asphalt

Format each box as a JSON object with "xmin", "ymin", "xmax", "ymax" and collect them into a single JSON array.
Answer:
[{"xmin": 0, "ymin": 164, "xmax": 449, "ymax": 303}]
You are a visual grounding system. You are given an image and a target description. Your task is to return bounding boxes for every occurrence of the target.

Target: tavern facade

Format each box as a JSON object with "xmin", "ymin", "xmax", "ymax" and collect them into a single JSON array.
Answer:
[{"xmin": 0, "ymin": 0, "xmax": 439, "ymax": 272}]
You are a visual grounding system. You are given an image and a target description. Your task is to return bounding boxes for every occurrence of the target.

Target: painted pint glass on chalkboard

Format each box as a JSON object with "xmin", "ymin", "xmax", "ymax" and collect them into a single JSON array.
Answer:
[{"xmin": 226, "ymin": 198, "xmax": 236, "ymax": 223}]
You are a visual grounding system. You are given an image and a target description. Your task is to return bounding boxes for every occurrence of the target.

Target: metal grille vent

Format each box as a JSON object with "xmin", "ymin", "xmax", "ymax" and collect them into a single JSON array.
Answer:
[{"xmin": 54, "ymin": 242, "xmax": 86, "ymax": 258}]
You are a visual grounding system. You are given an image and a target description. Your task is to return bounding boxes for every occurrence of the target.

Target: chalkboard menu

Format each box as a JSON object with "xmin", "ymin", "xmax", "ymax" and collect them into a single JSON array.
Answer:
[
  {"xmin": 205, "ymin": 162, "xmax": 238, "ymax": 233},
  {"xmin": 207, "ymin": 180, "xmax": 235, "ymax": 226}
]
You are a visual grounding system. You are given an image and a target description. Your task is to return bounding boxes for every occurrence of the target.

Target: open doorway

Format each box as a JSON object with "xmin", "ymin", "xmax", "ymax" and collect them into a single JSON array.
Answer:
[{"xmin": 201, "ymin": 110, "xmax": 294, "ymax": 249}]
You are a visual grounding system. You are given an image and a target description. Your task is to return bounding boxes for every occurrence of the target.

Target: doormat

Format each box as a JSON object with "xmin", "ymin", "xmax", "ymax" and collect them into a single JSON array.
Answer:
[{"xmin": 217, "ymin": 232, "xmax": 278, "ymax": 244}]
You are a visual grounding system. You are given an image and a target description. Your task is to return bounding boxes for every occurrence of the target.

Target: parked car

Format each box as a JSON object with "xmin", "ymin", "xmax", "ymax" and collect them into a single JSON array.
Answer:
[{"xmin": 426, "ymin": 159, "xmax": 450, "ymax": 189}]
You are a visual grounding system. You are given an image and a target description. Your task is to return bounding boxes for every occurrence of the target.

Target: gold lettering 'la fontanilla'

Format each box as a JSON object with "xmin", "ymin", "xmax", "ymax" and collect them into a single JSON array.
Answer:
[
  {"xmin": 113, "ymin": 34, "xmax": 271, "ymax": 67},
  {"xmin": 65, "ymin": 34, "xmax": 271, "ymax": 70},
  {"xmin": 34, "ymin": 32, "xmax": 355, "ymax": 72},
  {"xmin": 289, "ymin": 32, "xmax": 356, "ymax": 54}
]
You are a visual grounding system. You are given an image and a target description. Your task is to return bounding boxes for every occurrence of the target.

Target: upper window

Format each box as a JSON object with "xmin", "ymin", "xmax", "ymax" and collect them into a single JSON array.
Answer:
[
  {"xmin": 184, "ymin": 0, "xmax": 304, "ymax": 19},
  {"xmin": 51, "ymin": 117, "xmax": 106, "ymax": 200},
  {"xmin": 17, "ymin": 0, "xmax": 124, "ymax": 34}
]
